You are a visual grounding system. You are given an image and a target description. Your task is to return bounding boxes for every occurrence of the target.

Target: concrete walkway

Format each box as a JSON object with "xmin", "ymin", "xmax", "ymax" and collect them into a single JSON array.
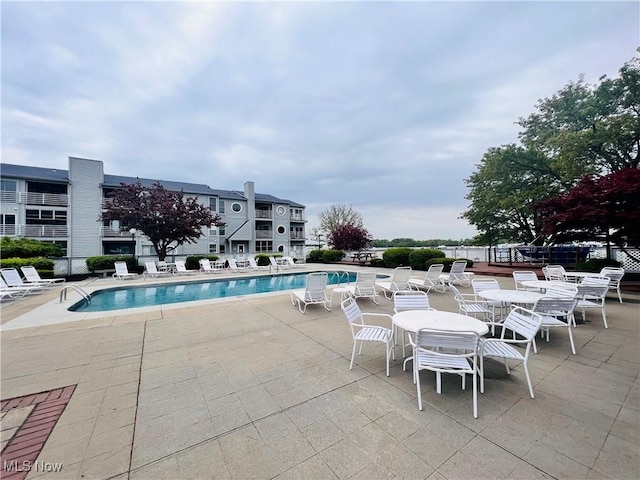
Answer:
[{"xmin": 0, "ymin": 267, "xmax": 638, "ymax": 479}]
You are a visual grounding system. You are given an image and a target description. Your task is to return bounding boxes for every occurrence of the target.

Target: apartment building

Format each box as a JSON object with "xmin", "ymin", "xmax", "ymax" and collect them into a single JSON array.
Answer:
[{"xmin": 0, "ymin": 157, "xmax": 306, "ymax": 269}]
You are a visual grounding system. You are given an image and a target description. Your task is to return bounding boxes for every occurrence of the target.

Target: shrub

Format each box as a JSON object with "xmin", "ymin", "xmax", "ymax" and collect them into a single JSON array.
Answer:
[
  {"xmin": 0, "ymin": 257, "xmax": 55, "ymax": 276},
  {"xmin": 0, "ymin": 237, "xmax": 64, "ymax": 258},
  {"xmin": 306, "ymin": 250, "xmax": 325, "ymax": 263},
  {"xmin": 254, "ymin": 254, "xmax": 272, "ymax": 267},
  {"xmin": 185, "ymin": 255, "xmax": 219, "ymax": 270},
  {"xmin": 86, "ymin": 255, "xmax": 138, "ymax": 273},
  {"xmin": 575, "ymin": 258, "xmax": 621, "ymax": 272},
  {"xmin": 426, "ymin": 258, "xmax": 473, "ymax": 272},
  {"xmin": 409, "ymin": 249, "xmax": 445, "ymax": 271},
  {"xmin": 382, "ymin": 247, "xmax": 412, "ymax": 268},
  {"xmin": 370, "ymin": 258, "xmax": 385, "ymax": 268},
  {"xmin": 322, "ymin": 249, "xmax": 345, "ymax": 263}
]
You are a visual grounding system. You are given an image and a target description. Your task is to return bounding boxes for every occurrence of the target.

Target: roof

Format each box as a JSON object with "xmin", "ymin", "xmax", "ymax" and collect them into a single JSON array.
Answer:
[{"xmin": 0, "ymin": 162, "xmax": 304, "ymax": 207}]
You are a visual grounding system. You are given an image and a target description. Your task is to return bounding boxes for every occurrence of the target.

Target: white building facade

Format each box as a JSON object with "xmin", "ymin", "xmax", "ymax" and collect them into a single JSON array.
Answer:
[{"xmin": 0, "ymin": 157, "xmax": 307, "ymax": 271}]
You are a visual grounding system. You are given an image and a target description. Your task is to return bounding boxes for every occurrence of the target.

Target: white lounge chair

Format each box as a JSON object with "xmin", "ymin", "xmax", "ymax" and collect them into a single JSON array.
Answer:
[
  {"xmin": 290, "ymin": 272, "xmax": 331, "ymax": 313},
  {"xmin": 20, "ymin": 266, "xmax": 65, "ymax": 288},
  {"xmin": 269, "ymin": 256, "xmax": 281, "ymax": 273},
  {"xmin": 199, "ymin": 259, "xmax": 222, "ymax": 274},
  {"xmin": 408, "ymin": 264, "xmax": 445, "ymax": 293},
  {"xmin": 375, "ymin": 267, "xmax": 412, "ymax": 299},
  {"xmin": 440, "ymin": 260, "xmax": 474, "ymax": 287},
  {"xmin": 1, "ymin": 277, "xmax": 40, "ymax": 296},
  {"xmin": 247, "ymin": 257, "xmax": 269, "ymax": 271},
  {"xmin": 282, "ymin": 256, "xmax": 300, "ymax": 268},
  {"xmin": 228, "ymin": 258, "xmax": 248, "ymax": 272},
  {"xmin": 113, "ymin": 261, "xmax": 138, "ymax": 280},
  {"xmin": 174, "ymin": 260, "xmax": 197, "ymax": 275},
  {"xmin": 1, "ymin": 268, "xmax": 48, "ymax": 293},
  {"xmin": 345, "ymin": 271, "xmax": 380, "ymax": 305},
  {"xmin": 143, "ymin": 261, "xmax": 170, "ymax": 278}
]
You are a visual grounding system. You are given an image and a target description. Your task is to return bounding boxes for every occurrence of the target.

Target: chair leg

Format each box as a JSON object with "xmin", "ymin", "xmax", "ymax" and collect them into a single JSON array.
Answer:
[
  {"xmin": 479, "ymin": 356, "xmax": 485, "ymax": 394},
  {"xmin": 523, "ymin": 362, "xmax": 535, "ymax": 399},
  {"xmin": 472, "ymin": 369, "xmax": 478, "ymax": 419},
  {"xmin": 601, "ymin": 308, "xmax": 608, "ymax": 329},
  {"xmin": 416, "ymin": 368, "xmax": 423, "ymax": 410},
  {"xmin": 350, "ymin": 342, "xmax": 357, "ymax": 370},
  {"xmin": 567, "ymin": 325, "xmax": 576, "ymax": 355}
]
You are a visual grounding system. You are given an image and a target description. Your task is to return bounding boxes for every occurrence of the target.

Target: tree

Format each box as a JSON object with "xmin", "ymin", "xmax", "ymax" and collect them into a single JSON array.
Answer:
[
  {"xmin": 535, "ymin": 169, "xmax": 640, "ymax": 261},
  {"xmin": 101, "ymin": 181, "xmax": 223, "ymax": 261},
  {"xmin": 328, "ymin": 223, "xmax": 373, "ymax": 252},
  {"xmin": 317, "ymin": 204, "xmax": 364, "ymax": 235}
]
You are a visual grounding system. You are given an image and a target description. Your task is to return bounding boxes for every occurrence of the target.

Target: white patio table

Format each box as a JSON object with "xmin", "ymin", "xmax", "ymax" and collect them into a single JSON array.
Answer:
[
  {"xmin": 477, "ymin": 289, "xmax": 543, "ymax": 309},
  {"xmin": 521, "ymin": 280, "xmax": 575, "ymax": 292},
  {"xmin": 563, "ymin": 271, "xmax": 604, "ymax": 283}
]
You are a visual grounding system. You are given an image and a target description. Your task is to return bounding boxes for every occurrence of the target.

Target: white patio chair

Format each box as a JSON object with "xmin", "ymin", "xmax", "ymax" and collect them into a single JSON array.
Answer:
[
  {"xmin": 268, "ymin": 256, "xmax": 281, "ymax": 273},
  {"xmin": 345, "ymin": 271, "xmax": 380, "ymax": 305},
  {"xmin": 512, "ymin": 271, "xmax": 539, "ymax": 291},
  {"xmin": 199, "ymin": 259, "xmax": 219, "ymax": 274},
  {"xmin": 479, "ymin": 306, "xmax": 543, "ymax": 399},
  {"xmin": 247, "ymin": 257, "xmax": 269, "ymax": 271},
  {"xmin": 575, "ymin": 278, "xmax": 610, "ymax": 328},
  {"xmin": 228, "ymin": 258, "xmax": 248, "ymax": 272},
  {"xmin": 393, "ymin": 290, "xmax": 434, "ymax": 363},
  {"xmin": 440, "ymin": 260, "xmax": 474, "ymax": 287},
  {"xmin": 375, "ymin": 266, "xmax": 412, "ymax": 299},
  {"xmin": 450, "ymin": 285, "xmax": 494, "ymax": 323},
  {"xmin": 411, "ymin": 328, "xmax": 481, "ymax": 418},
  {"xmin": 532, "ymin": 295, "xmax": 579, "ymax": 354},
  {"xmin": 174, "ymin": 260, "xmax": 197, "ymax": 275},
  {"xmin": 290, "ymin": 272, "xmax": 332, "ymax": 313},
  {"xmin": 408, "ymin": 264, "xmax": 446, "ymax": 293},
  {"xmin": 283, "ymin": 256, "xmax": 300, "ymax": 268},
  {"xmin": 20, "ymin": 265, "xmax": 65, "ymax": 288},
  {"xmin": 143, "ymin": 261, "xmax": 170, "ymax": 278},
  {"xmin": 113, "ymin": 261, "xmax": 138, "ymax": 280},
  {"xmin": 341, "ymin": 297, "xmax": 394, "ymax": 376},
  {"xmin": 1, "ymin": 276, "xmax": 41, "ymax": 296},
  {"xmin": 472, "ymin": 278, "xmax": 503, "ymax": 319},
  {"xmin": 599, "ymin": 267, "xmax": 625, "ymax": 303},
  {"xmin": 542, "ymin": 265, "xmax": 567, "ymax": 282},
  {"xmin": 1, "ymin": 268, "xmax": 48, "ymax": 293}
]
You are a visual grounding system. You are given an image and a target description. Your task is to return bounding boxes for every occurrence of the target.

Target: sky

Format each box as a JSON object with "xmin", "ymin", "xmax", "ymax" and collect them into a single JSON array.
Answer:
[{"xmin": 2, "ymin": 1, "xmax": 638, "ymax": 241}]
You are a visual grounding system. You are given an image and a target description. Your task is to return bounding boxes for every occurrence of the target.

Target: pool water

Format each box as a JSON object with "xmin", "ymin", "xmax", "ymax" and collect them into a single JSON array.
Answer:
[{"xmin": 69, "ymin": 271, "xmax": 363, "ymax": 312}]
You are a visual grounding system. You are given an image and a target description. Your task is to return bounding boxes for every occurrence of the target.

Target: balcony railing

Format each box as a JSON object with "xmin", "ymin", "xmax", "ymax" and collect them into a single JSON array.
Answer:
[
  {"xmin": 19, "ymin": 192, "xmax": 68, "ymax": 206},
  {"xmin": 0, "ymin": 191, "xmax": 18, "ymax": 203},
  {"xmin": 290, "ymin": 214, "xmax": 305, "ymax": 222},
  {"xmin": 290, "ymin": 233, "xmax": 306, "ymax": 240},
  {"xmin": 255, "ymin": 210, "xmax": 272, "ymax": 219},
  {"xmin": 101, "ymin": 227, "xmax": 136, "ymax": 237},
  {"xmin": 1, "ymin": 224, "xmax": 69, "ymax": 237},
  {"xmin": 256, "ymin": 230, "xmax": 273, "ymax": 239}
]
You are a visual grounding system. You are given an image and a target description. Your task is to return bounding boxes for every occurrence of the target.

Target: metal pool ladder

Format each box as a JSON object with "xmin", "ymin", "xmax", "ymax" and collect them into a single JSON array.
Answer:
[{"xmin": 60, "ymin": 285, "xmax": 91, "ymax": 305}]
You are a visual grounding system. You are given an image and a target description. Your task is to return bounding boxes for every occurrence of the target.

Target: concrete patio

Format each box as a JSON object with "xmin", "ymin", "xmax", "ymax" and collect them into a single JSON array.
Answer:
[{"xmin": 1, "ymin": 266, "xmax": 638, "ymax": 479}]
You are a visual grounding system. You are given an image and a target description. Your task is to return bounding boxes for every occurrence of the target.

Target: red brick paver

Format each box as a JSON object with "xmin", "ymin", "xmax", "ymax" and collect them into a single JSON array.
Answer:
[{"xmin": 1, "ymin": 385, "xmax": 76, "ymax": 480}]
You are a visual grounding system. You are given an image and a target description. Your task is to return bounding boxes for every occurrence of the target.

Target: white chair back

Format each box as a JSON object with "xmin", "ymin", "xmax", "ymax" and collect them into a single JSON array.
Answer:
[
  {"xmin": 513, "ymin": 271, "xmax": 539, "ymax": 290},
  {"xmin": 354, "ymin": 271, "xmax": 377, "ymax": 295},
  {"xmin": 501, "ymin": 306, "xmax": 543, "ymax": 341},
  {"xmin": 393, "ymin": 290, "xmax": 431, "ymax": 312},
  {"xmin": 304, "ymin": 272, "xmax": 329, "ymax": 302}
]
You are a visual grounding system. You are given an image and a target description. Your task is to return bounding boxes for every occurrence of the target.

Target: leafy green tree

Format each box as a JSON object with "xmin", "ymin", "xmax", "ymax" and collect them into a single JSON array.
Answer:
[
  {"xmin": 328, "ymin": 223, "xmax": 372, "ymax": 251},
  {"xmin": 101, "ymin": 181, "xmax": 224, "ymax": 261},
  {"xmin": 317, "ymin": 204, "xmax": 364, "ymax": 235},
  {"xmin": 536, "ymin": 169, "xmax": 640, "ymax": 261}
]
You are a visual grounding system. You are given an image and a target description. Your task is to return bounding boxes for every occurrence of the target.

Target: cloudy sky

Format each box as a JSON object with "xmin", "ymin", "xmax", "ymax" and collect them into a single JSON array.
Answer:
[{"xmin": 2, "ymin": 1, "xmax": 638, "ymax": 241}]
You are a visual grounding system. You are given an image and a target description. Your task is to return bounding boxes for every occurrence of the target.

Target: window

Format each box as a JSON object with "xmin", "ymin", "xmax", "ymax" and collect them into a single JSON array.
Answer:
[
  {"xmin": 26, "ymin": 209, "xmax": 67, "ymax": 225},
  {"xmin": 219, "ymin": 226, "xmax": 225, "ymax": 236},
  {"xmin": 231, "ymin": 202, "xmax": 242, "ymax": 213},
  {"xmin": 209, "ymin": 197, "xmax": 217, "ymax": 211},
  {"xmin": 278, "ymin": 245, "xmax": 284, "ymax": 253},
  {"xmin": 256, "ymin": 241, "xmax": 273, "ymax": 252},
  {"xmin": 0, "ymin": 214, "xmax": 16, "ymax": 235},
  {"xmin": 1, "ymin": 180, "xmax": 16, "ymax": 192},
  {"xmin": 219, "ymin": 200, "xmax": 225, "ymax": 214},
  {"xmin": 219, "ymin": 244, "xmax": 226, "ymax": 254},
  {"xmin": 277, "ymin": 225, "xmax": 286, "ymax": 235},
  {"xmin": 209, "ymin": 244, "xmax": 218, "ymax": 254},
  {"xmin": 276, "ymin": 205, "xmax": 286, "ymax": 216}
]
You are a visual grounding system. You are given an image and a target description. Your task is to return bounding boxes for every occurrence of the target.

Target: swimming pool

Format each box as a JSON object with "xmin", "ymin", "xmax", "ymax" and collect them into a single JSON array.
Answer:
[{"xmin": 69, "ymin": 271, "xmax": 367, "ymax": 312}]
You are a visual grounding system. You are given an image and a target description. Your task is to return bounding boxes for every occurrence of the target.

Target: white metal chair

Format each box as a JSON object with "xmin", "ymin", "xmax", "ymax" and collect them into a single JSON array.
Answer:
[
  {"xmin": 599, "ymin": 267, "xmax": 625, "ymax": 303},
  {"xmin": 290, "ymin": 272, "xmax": 332, "ymax": 313},
  {"xmin": 375, "ymin": 266, "xmax": 412, "ymax": 299},
  {"xmin": 450, "ymin": 285, "xmax": 494, "ymax": 324},
  {"xmin": 542, "ymin": 265, "xmax": 567, "ymax": 282},
  {"xmin": 440, "ymin": 260, "xmax": 474, "ymax": 287},
  {"xmin": 532, "ymin": 296, "xmax": 579, "ymax": 354},
  {"xmin": 345, "ymin": 270, "xmax": 380, "ymax": 305},
  {"xmin": 268, "ymin": 256, "xmax": 281, "ymax": 273},
  {"xmin": 20, "ymin": 265, "xmax": 65, "ymax": 288},
  {"xmin": 575, "ymin": 278, "xmax": 610, "ymax": 328},
  {"xmin": 228, "ymin": 258, "xmax": 248, "ymax": 272},
  {"xmin": 408, "ymin": 264, "xmax": 446, "ymax": 293},
  {"xmin": 199, "ymin": 259, "xmax": 221, "ymax": 274},
  {"xmin": 411, "ymin": 328, "xmax": 481, "ymax": 418},
  {"xmin": 393, "ymin": 290, "xmax": 434, "ymax": 362},
  {"xmin": 341, "ymin": 297, "xmax": 394, "ymax": 376},
  {"xmin": 143, "ymin": 261, "xmax": 170, "ymax": 278},
  {"xmin": 247, "ymin": 257, "xmax": 269, "ymax": 271},
  {"xmin": 479, "ymin": 306, "xmax": 543, "ymax": 399},
  {"xmin": 512, "ymin": 271, "xmax": 539, "ymax": 291},
  {"xmin": 472, "ymin": 278, "xmax": 503, "ymax": 318},
  {"xmin": 174, "ymin": 260, "xmax": 197, "ymax": 275},
  {"xmin": 113, "ymin": 261, "xmax": 138, "ymax": 280},
  {"xmin": 1, "ymin": 276, "xmax": 42, "ymax": 296}
]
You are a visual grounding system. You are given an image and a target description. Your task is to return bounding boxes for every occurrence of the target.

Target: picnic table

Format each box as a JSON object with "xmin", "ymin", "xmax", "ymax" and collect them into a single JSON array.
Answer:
[{"xmin": 351, "ymin": 252, "xmax": 375, "ymax": 262}]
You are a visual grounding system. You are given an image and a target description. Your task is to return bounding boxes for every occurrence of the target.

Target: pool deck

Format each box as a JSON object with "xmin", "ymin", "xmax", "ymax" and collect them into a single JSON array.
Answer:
[{"xmin": 0, "ymin": 265, "xmax": 638, "ymax": 479}]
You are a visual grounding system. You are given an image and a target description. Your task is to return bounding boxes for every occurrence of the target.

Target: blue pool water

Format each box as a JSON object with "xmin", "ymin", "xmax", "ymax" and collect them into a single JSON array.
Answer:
[{"xmin": 69, "ymin": 271, "xmax": 364, "ymax": 312}]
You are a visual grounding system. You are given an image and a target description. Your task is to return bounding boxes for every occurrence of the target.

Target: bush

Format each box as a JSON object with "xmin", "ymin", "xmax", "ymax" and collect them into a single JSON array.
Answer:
[
  {"xmin": 0, "ymin": 257, "xmax": 55, "ymax": 275},
  {"xmin": 306, "ymin": 250, "xmax": 325, "ymax": 263},
  {"xmin": 575, "ymin": 258, "xmax": 621, "ymax": 272},
  {"xmin": 382, "ymin": 247, "xmax": 412, "ymax": 268},
  {"xmin": 408, "ymin": 249, "xmax": 445, "ymax": 271},
  {"xmin": 86, "ymin": 255, "xmax": 138, "ymax": 273},
  {"xmin": 185, "ymin": 255, "xmax": 219, "ymax": 270},
  {"xmin": 254, "ymin": 254, "xmax": 272, "ymax": 267},
  {"xmin": 0, "ymin": 237, "xmax": 64, "ymax": 258},
  {"xmin": 370, "ymin": 258, "xmax": 385, "ymax": 268},
  {"xmin": 426, "ymin": 258, "xmax": 474, "ymax": 272},
  {"xmin": 322, "ymin": 249, "xmax": 345, "ymax": 263}
]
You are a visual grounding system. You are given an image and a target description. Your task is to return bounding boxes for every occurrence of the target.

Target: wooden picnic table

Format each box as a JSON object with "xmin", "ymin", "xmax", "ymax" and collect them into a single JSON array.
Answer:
[{"xmin": 351, "ymin": 252, "xmax": 375, "ymax": 262}]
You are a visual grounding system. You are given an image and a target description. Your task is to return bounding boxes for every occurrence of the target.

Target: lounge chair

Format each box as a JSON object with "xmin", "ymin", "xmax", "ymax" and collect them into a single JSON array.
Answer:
[
  {"xmin": 345, "ymin": 270, "xmax": 380, "ymax": 305},
  {"xmin": 20, "ymin": 266, "xmax": 65, "ymax": 288},
  {"xmin": 440, "ymin": 260, "xmax": 474, "ymax": 287},
  {"xmin": 199, "ymin": 259, "xmax": 222, "ymax": 274},
  {"xmin": 290, "ymin": 272, "xmax": 332, "ymax": 313},
  {"xmin": 228, "ymin": 258, "xmax": 248, "ymax": 272},
  {"xmin": 269, "ymin": 256, "xmax": 281, "ymax": 272},
  {"xmin": 408, "ymin": 264, "xmax": 445, "ymax": 293},
  {"xmin": 248, "ymin": 258, "xmax": 269, "ymax": 271},
  {"xmin": 174, "ymin": 260, "xmax": 197, "ymax": 275},
  {"xmin": 282, "ymin": 256, "xmax": 301, "ymax": 268},
  {"xmin": 0, "ymin": 274, "xmax": 43, "ymax": 296},
  {"xmin": 375, "ymin": 267, "xmax": 412, "ymax": 299},
  {"xmin": 143, "ymin": 261, "xmax": 170, "ymax": 278},
  {"xmin": 113, "ymin": 261, "xmax": 138, "ymax": 280}
]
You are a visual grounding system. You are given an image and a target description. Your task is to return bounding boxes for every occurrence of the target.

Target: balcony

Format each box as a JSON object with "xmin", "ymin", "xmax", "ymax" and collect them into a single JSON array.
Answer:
[
  {"xmin": 290, "ymin": 233, "xmax": 306, "ymax": 240},
  {"xmin": 255, "ymin": 210, "xmax": 272, "ymax": 219},
  {"xmin": 101, "ymin": 226, "xmax": 137, "ymax": 237},
  {"xmin": 256, "ymin": 230, "xmax": 273, "ymax": 239},
  {"xmin": 290, "ymin": 214, "xmax": 305, "ymax": 222},
  {"xmin": 1, "ymin": 224, "xmax": 69, "ymax": 237},
  {"xmin": 19, "ymin": 192, "xmax": 68, "ymax": 206},
  {"xmin": 1, "ymin": 191, "xmax": 18, "ymax": 203}
]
